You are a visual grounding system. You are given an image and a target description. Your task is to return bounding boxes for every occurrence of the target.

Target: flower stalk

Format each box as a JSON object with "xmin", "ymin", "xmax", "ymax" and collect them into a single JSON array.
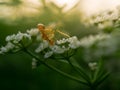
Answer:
[{"xmin": 24, "ymin": 48, "xmax": 89, "ymax": 86}]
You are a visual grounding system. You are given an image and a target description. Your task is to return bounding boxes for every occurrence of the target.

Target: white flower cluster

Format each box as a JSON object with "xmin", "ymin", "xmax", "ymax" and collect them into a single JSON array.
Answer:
[
  {"xmin": 35, "ymin": 36, "xmax": 81, "ymax": 58},
  {"xmin": 27, "ymin": 28, "xmax": 39, "ymax": 36},
  {"xmin": 6, "ymin": 32, "xmax": 31, "ymax": 44},
  {"xmin": 0, "ymin": 29, "xmax": 39, "ymax": 54},
  {"xmin": 27, "ymin": 28, "xmax": 42, "ymax": 42},
  {"xmin": 81, "ymin": 33, "xmax": 120, "ymax": 61},
  {"xmin": 57, "ymin": 36, "xmax": 80, "ymax": 49},
  {"xmin": 0, "ymin": 42, "xmax": 15, "ymax": 54},
  {"xmin": 93, "ymin": 33, "xmax": 120, "ymax": 57},
  {"xmin": 1, "ymin": 27, "xmax": 119, "ymax": 62},
  {"xmin": 50, "ymin": 45, "xmax": 69, "ymax": 54},
  {"xmin": 35, "ymin": 40, "xmax": 49, "ymax": 53},
  {"xmin": 68, "ymin": 36, "xmax": 80, "ymax": 49},
  {"xmin": 56, "ymin": 38, "xmax": 67, "ymax": 44},
  {"xmin": 80, "ymin": 34, "xmax": 110, "ymax": 48},
  {"xmin": 86, "ymin": 8, "xmax": 120, "ymax": 29}
]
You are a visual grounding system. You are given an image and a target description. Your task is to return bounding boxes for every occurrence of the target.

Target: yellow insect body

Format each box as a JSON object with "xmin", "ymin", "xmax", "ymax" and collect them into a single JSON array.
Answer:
[
  {"xmin": 38, "ymin": 24, "xmax": 55, "ymax": 45},
  {"xmin": 38, "ymin": 23, "xmax": 70, "ymax": 45}
]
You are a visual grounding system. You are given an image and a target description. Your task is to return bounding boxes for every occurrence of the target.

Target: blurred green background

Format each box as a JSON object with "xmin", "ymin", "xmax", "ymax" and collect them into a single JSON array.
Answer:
[{"xmin": 0, "ymin": 0, "xmax": 120, "ymax": 90}]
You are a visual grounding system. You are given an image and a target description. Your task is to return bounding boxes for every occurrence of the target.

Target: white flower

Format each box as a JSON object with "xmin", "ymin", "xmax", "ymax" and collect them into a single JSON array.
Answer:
[
  {"xmin": 94, "ymin": 36, "xmax": 118, "ymax": 56},
  {"xmin": 0, "ymin": 51, "xmax": 2, "ymax": 54},
  {"xmin": 32, "ymin": 58, "xmax": 37, "ymax": 69},
  {"xmin": 56, "ymin": 38, "xmax": 67, "ymax": 44},
  {"xmin": 6, "ymin": 34, "xmax": 16, "ymax": 42},
  {"xmin": 0, "ymin": 47, "xmax": 8, "ymax": 53},
  {"xmin": 1, "ymin": 31, "xmax": 32, "ymax": 54},
  {"xmin": 56, "ymin": 36, "xmax": 80, "ymax": 49},
  {"xmin": 88, "ymin": 62, "xmax": 97, "ymax": 70},
  {"xmin": 35, "ymin": 40, "xmax": 49, "ymax": 53},
  {"xmin": 44, "ymin": 51, "xmax": 53, "ymax": 58},
  {"xmin": 6, "ymin": 32, "xmax": 31, "ymax": 44},
  {"xmin": 67, "ymin": 36, "xmax": 80, "ymax": 49},
  {"xmin": 6, "ymin": 42, "xmax": 15, "ymax": 50},
  {"xmin": 15, "ymin": 32, "xmax": 31, "ymax": 43},
  {"xmin": 27, "ymin": 28, "xmax": 39, "ymax": 36},
  {"xmin": 80, "ymin": 34, "xmax": 110, "ymax": 48},
  {"xmin": 50, "ymin": 45, "xmax": 68, "ymax": 54},
  {"xmin": 98, "ymin": 21, "xmax": 113, "ymax": 29},
  {"xmin": 0, "ymin": 42, "xmax": 15, "ymax": 53}
]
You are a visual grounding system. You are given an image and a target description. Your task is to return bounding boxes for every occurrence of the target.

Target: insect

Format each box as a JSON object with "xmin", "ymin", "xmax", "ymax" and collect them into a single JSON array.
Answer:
[{"xmin": 37, "ymin": 23, "xmax": 70, "ymax": 45}]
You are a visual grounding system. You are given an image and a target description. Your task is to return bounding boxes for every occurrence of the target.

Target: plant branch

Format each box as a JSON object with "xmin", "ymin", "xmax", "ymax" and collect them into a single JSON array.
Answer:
[
  {"xmin": 67, "ymin": 57, "xmax": 91, "ymax": 85},
  {"xmin": 23, "ymin": 48, "xmax": 89, "ymax": 86}
]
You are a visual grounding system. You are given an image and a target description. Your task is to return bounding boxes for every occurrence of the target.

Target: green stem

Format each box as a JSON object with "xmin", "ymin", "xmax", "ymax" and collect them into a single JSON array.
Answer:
[
  {"xmin": 94, "ymin": 72, "xmax": 109, "ymax": 87},
  {"xmin": 92, "ymin": 59, "xmax": 110, "ymax": 87},
  {"xmin": 67, "ymin": 58, "xmax": 91, "ymax": 85},
  {"xmin": 23, "ymin": 49, "xmax": 89, "ymax": 86}
]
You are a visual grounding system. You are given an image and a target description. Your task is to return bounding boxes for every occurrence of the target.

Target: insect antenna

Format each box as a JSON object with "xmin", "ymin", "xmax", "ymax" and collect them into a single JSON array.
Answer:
[{"xmin": 56, "ymin": 30, "xmax": 70, "ymax": 38}]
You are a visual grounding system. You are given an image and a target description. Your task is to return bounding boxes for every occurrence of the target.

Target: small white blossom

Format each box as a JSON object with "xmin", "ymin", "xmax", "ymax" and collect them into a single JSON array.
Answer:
[
  {"xmin": 1, "ymin": 31, "xmax": 32, "ymax": 54},
  {"xmin": 94, "ymin": 36, "xmax": 118, "ymax": 56},
  {"xmin": 44, "ymin": 51, "xmax": 53, "ymax": 58},
  {"xmin": 6, "ymin": 34, "xmax": 16, "ymax": 42},
  {"xmin": 5, "ymin": 42, "xmax": 15, "ymax": 50},
  {"xmin": 56, "ymin": 36, "xmax": 80, "ymax": 49},
  {"xmin": 35, "ymin": 40, "xmax": 49, "ymax": 53},
  {"xmin": 0, "ymin": 51, "xmax": 2, "ymax": 54},
  {"xmin": 6, "ymin": 32, "xmax": 31, "ymax": 44},
  {"xmin": 32, "ymin": 58, "xmax": 37, "ymax": 69},
  {"xmin": 56, "ymin": 38, "xmax": 67, "ymax": 44},
  {"xmin": 88, "ymin": 62, "xmax": 97, "ymax": 70},
  {"xmin": 27, "ymin": 28, "xmax": 39, "ymax": 36},
  {"xmin": 98, "ymin": 21, "xmax": 113, "ymax": 29},
  {"xmin": 80, "ymin": 34, "xmax": 110, "ymax": 48},
  {"xmin": 0, "ymin": 47, "xmax": 8, "ymax": 53},
  {"xmin": 67, "ymin": 36, "xmax": 77, "ymax": 42},
  {"xmin": 50, "ymin": 45, "xmax": 68, "ymax": 54},
  {"xmin": 15, "ymin": 32, "xmax": 31, "ymax": 43},
  {"xmin": 67, "ymin": 36, "xmax": 80, "ymax": 49},
  {"xmin": 0, "ymin": 42, "xmax": 15, "ymax": 53}
]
